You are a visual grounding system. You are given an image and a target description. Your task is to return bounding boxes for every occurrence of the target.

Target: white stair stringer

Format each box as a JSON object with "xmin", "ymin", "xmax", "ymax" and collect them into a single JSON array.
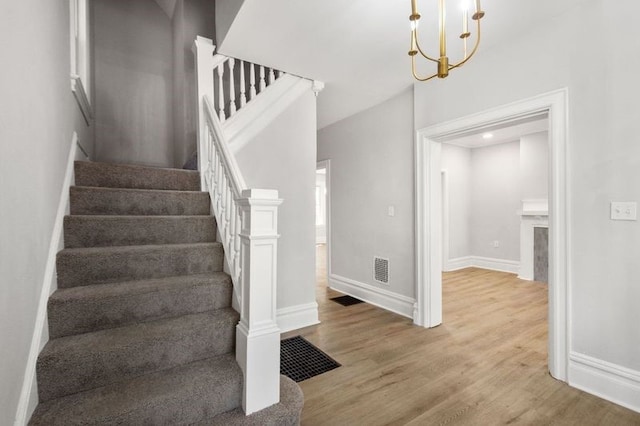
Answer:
[{"xmin": 224, "ymin": 74, "xmax": 320, "ymax": 154}]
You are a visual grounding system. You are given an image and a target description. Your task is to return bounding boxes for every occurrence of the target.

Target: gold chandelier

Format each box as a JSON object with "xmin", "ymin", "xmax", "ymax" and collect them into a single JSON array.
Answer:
[{"xmin": 409, "ymin": 0, "xmax": 485, "ymax": 81}]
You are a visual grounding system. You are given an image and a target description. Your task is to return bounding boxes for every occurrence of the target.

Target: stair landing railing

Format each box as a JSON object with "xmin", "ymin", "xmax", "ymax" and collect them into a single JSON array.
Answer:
[{"xmin": 193, "ymin": 36, "xmax": 282, "ymax": 415}]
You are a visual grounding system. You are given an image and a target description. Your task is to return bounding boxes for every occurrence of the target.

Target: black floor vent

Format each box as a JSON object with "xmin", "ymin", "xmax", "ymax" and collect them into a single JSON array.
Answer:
[
  {"xmin": 330, "ymin": 295, "xmax": 364, "ymax": 306},
  {"xmin": 280, "ymin": 336, "xmax": 340, "ymax": 382}
]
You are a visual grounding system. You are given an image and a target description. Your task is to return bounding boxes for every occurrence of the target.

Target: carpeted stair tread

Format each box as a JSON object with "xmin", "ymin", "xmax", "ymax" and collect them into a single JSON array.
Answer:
[
  {"xmin": 37, "ymin": 307, "xmax": 239, "ymax": 402},
  {"xmin": 48, "ymin": 273, "xmax": 232, "ymax": 338},
  {"xmin": 70, "ymin": 186, "xmax": 210, "ymax": 216},
  {"xmin": 198, "ymin": 375, "xmax": 304, "ymax": 426},
  {"xmin": 31, "ymin": 160, "xmax": 304, "ymax": 424},
  {"xmin": 74, "ymin": 160, "xmax": 200, "ymax": 191},
  {"xmin": 29, "ymin": 354, "xmax": 243, "ymax": 426},
  {"xmin": 64, "ymin": 215, "xmax": 216, "ymax": 248},
  {"xmin": 56, "ymin": 242, "xmax": 224, "ymax": 288}
]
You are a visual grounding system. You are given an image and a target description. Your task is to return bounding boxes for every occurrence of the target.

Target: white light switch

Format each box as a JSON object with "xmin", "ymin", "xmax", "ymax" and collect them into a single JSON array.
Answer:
[
  {"xmin": 388, "ymin": 205, "xmax": 395, "ymax": 217},
  {"xmin": 610, "ymin": 202, "xmax": 637, "ymax": 221}
]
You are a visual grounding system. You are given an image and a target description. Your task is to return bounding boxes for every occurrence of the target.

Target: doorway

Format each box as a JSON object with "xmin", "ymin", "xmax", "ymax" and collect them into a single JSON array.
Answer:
[
  {"xmin": 440, "ymin": 118, "xmax": 549, "ymax": 275},
  {"xmin": 414, "ymin": 89, "xmax": 569, "ymax": 382},
  {"xmin": 316, "ymin": 160, "xmax": 331, "ymax": 292}
]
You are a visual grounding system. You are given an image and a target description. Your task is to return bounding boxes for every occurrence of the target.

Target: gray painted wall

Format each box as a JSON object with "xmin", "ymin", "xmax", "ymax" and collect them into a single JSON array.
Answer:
[
  {"xmin": 443, "ymin": 134, "xmax": 549, "ymax": 265},
  {"xmin": 441, "ymin": 144, "xmax": 472, "ymax": 260},
  {"xmin": 93, "ymin": 0, "xmax": 174, "ymax": 167},
  {"xmin": 172, "ymin": 0, "xmax": 216, "ymax": 168},
  {"xmin": 414, "ymin": 1, "xmax": 640, "ymax": 371},
  {"xmin": 520, "ymin": 131, "xmax": 549, "ymax": 200},
  {"xmin": 469, "ymin": 141, "xmax": 521, "ymax": 261},
  {"xmin": 234, "ymin": 91, "xmax": 318, "ymax": 313},
  {"xmin": 317, "ymin": 88, "xmax": 415, "ymax": 299},
  {"xmin": 0, "ymin": 1, "xmax": 94, "ymax": 422}
]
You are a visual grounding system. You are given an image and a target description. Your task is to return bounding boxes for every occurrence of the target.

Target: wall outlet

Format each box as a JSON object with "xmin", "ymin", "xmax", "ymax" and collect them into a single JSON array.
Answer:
[
  {"xmin": 388, "ymin": 205, "xmax": 395, "ymax": 217},
  {"xmin": 611, "ymin": 202, "xmax": 637, "ymax": 221},
  {"xmin": 493, "ymin": 240, "xmax": 500, "ymax": 248}
]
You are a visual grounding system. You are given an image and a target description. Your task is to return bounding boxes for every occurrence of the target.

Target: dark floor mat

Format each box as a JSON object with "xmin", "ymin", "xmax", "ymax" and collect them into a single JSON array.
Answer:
[
  {"xmin": 280, "ymin": 336, "xmax": 341, "ymax": 382},
  {"xmin": 330, "ymin": 295, "xmax": 364, "ymax": 306}
]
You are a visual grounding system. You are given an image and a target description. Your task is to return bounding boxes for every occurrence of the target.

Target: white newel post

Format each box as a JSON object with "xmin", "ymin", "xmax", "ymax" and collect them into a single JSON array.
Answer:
[
  {"xmin": 192, "ymin": 37, "xmax": 215, "ymax": 189},
  {"xmin": 235, "ymin": 189, "xmax": 283, "ymax": 414}
]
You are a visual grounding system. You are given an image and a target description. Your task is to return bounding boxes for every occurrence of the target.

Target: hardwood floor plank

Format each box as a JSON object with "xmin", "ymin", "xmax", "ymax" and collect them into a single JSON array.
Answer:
[{"xmin": 283, "ymin": 245, "xmax": 640, "ymax": 425}]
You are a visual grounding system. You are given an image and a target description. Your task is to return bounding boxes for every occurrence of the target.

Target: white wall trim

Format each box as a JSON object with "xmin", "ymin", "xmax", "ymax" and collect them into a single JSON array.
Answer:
[
  {"xmin": 470, "ymin": 256, "xmax": 520, "ymax": 274},
  {"xmin": 71, "ymin": 75, "xmax": 92, "ymax": 126},
  {"xmin": 14, "ymin": 133, "xmax": 82, "ymax": 426},
  {"xmin": 329, "ymin": 274, "xmax": 415, "ymax": 319},
  {"xmin": 444, "ymin": 256, "xmax": 473, "ymax": 272},
  {"xmin": 415, "ymin": 88, "xmax": 570, "ymax": 383},
  {"xmin": 277, "ymin": 302, "xmax": 320, "ymax": 333},
  {"xmin": 226, "ymin": 74, "xmax": 313, "ymax": 153},
  {"xmin": 569, "ymin": 352, "xmax": 640, "ymax": 414},
  {"xmin": 444, "ymin": 256, "xmax": 519, "ymax": 274}
]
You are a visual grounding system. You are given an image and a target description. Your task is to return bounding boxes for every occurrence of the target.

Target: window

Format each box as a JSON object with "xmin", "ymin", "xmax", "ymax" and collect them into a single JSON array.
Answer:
[{"xmin": 70, "ymin": 0, "xmax": 92, "ymax": 124}]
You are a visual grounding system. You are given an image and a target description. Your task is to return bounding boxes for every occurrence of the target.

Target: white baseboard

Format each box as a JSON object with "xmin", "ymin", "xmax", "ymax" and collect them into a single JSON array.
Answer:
[
  {"xmin": 444, "ymin": 256, "xmax": 473, "ymax": 271},
  {"xmin": 329, "ymin": 274, "xmax": 415, "ymax": 319},
  {"xmin": 14, "ymin": 133, "xmax": 86, "ymax": 426},
  {"xmin": 471, "ymin": 256, "xmax": 520, "ymax": 274},
  {"xmin": 277, "ymin": 302, "xmax": 319, "ymax": 333},
  {"xmin": 444, "ymin": 256, "xmax": 519, "ymax": 274},
  {"xmin": 569, "ymin": 352, "xmax": 640, "ymax": 414}
]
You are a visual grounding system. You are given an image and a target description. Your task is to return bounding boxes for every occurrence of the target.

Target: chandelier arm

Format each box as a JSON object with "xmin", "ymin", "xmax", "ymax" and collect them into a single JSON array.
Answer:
[
  {"xmin": 411, "ymin": 55, "xmax": 440, "ymax": 81},
  {"xmin": 415, "ymin": 31, "xmax": 440, "ymax": 63},
  {"xmin": 449, "ymin": 19, "xmax": 482, "ymax": 69}
]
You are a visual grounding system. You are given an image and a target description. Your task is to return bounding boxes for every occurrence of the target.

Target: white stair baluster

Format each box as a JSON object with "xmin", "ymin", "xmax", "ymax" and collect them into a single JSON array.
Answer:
[
  {"xmin": 228, "ymin": 197, "xmax": 236, "ymax": 252},
  {"xmin": 259, "ymin": 66, "xmax": 266, "ymax": 92},
  {"xmin": 206, "ymin": 130, "xmax": 213, "ymax": 186},
  {"xmin": 233, "ymin": 210, "xmax": 241, "ymax": 280},
  {"xmin": 209, "ymin": 138, "xmax": 216, "ymax": 188},
  {"xmin": 268, "ymin": 68, "xmax": 275, "ymax": 85},
  {"xmin": 239, "ymin": 61, "xmax": 247, "ymax": 107},
  {"xmin": 249, "ymin": 63, "xmax": 256, "ymax": 100},
  {"xmin": 224, "ymin": 177, "xmax": 231, "ymax": 244},
  {"xmin": 216, "ymin": 159, "xmax": 223, "ymax": 214},
  {"xmin": 228, "ymin": 59, "xmax": 236, "ymax": 116},
  {"xmin": 217, "ymin": 64, "xmax": 226, "ymax": 122}
]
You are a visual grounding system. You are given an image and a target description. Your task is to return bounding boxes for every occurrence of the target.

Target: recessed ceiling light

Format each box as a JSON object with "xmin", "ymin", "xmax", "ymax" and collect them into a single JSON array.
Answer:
[{"xmin": 482, "ymin": 133, "xmax": 493, "ymax": 140}]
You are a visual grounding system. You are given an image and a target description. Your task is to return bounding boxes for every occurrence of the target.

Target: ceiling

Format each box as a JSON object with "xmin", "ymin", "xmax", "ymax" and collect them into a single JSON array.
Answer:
[
  {"xmin": 218, "ymin": 0, "xmax": 589, "ymax": 129},
  {"xmin": 443, "ymin": 116, "xmax": 548, "ymax": 149}
]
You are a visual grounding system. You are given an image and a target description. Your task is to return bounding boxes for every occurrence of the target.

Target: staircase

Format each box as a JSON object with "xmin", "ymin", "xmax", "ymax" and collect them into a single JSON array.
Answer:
[{"xmin": 29, "ymin": 161, "xmax": 303, "ymax": 425}]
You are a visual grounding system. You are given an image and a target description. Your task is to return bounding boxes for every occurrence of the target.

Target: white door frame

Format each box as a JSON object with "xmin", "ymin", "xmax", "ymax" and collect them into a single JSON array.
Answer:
[
  {"xmin": 317, "ymin": 160, "xmax": 331, "ymax": 277},
  {"xmin": 414, "ymin": 88, "xmax": 570, "ymax": 382}
]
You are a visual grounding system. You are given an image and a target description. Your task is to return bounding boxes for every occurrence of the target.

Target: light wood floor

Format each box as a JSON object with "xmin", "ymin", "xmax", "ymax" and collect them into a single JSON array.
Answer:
[{"xmin": 283, "ymin": 245, "xmax": 640, "ymax": 425}]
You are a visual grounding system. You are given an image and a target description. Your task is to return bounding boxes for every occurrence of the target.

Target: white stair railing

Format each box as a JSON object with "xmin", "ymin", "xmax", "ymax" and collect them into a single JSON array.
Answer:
[
  {"xmin": 204, "ymin": 43, "xmax": 285, "ymax": 124},
  {"xmin": 193, "ymin": 36, "xmax": 282, "ymax": 415}
]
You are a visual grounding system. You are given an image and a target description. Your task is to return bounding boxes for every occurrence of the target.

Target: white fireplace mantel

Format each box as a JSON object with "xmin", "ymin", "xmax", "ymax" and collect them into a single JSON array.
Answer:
[{"xmin": 518, "ymin": 199, "xmax": 548, "ymax": 280}]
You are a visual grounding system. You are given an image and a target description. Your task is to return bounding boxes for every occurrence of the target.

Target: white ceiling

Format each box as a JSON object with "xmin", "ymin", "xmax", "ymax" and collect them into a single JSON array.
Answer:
[
  {"xmin": 218, "ymin": 0, "xmax": 590, "ymax": 129},
  {"xmin": 443, "ymin": 117, "xmax": 548, "ymax": 149}
]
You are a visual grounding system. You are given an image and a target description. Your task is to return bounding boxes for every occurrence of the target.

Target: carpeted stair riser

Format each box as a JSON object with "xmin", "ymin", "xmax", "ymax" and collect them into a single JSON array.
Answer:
[
  {"xmin": 74, "ymin": 160, "xmax": 200, "ymax": 191},
  {"xmin": 64, "ymin": 215, "xmax": 216, "ymax": 248},
  {"xmin": 200, "ymin": 376, "xmax": 304, "ymax": 426},
  {"xmin": 29, "ymin": 161, "xmax": 303, "ymax": 425},
  {"xmin": 70, "ymin": 186, "xmax": 210, "ymax": 216},
  {"xmin": 56, "ymin": 243, "xmax": 223, "ymax": 288},
  {"xmin": 48, "ymin": 273, "xmax": 232, "ymax": 338},
  {"xmin": 37, "ymin": 308, "xmax": 239, "ymax": 402},
  {"xmin": 30, "ymin": 355, "xmax": 243, "ymax": 425}
]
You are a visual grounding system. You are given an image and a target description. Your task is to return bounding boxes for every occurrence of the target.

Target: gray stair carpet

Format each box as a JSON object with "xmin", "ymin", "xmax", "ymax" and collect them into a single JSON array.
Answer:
[{"xmin": 29, "ymin": 161, "xmax": 303, "ymax": 425}]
